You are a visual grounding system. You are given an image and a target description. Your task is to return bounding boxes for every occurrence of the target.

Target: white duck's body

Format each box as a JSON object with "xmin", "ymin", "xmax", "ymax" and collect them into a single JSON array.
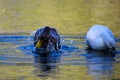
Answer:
[{"xmin": 86, "ymin": 25, "xmax": 115, "ymax": 50}]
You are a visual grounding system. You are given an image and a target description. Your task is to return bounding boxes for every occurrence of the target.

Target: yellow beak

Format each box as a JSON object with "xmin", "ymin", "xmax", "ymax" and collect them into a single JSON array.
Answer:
[{"xmin": 35, "ymin": 40, "xmax": 42, "ymax": 48}]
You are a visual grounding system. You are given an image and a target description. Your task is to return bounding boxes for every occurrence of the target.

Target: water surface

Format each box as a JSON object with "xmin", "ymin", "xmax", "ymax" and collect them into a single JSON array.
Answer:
[{"xmin": 0, "ymin": 35, "xmax": 120, "ymax": 80}]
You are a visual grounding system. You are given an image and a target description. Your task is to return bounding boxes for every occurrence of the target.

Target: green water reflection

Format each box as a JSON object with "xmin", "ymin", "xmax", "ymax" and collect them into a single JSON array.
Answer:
[
  {"xmin": 0, "ymin": 0, "xmax": 120, "ymax": 35},
  {"xmin": 0, "ymin": 0, "xmax": 120, "ymax": 80}
]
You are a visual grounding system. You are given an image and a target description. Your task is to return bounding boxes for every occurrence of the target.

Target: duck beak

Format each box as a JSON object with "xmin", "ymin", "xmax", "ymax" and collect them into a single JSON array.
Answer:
[{"xmin": 35, "ymin": 40, "xmax": 42, "ymax": 48}]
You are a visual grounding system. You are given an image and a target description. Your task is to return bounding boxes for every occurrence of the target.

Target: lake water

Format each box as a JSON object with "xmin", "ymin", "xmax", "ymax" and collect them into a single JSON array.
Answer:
[
  {"xmin": 0, "ymin": 35, "xmax": 120, "ymax": 80},
  {"xmin": 0, "ymin": 0, "xmax": 120, "ymax": 80}
]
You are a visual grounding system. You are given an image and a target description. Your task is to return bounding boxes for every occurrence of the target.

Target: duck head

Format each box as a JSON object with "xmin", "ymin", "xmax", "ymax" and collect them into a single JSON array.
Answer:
[{"xmin": 35, "ymin": 26, "xmax": 51, "ymax": 49}]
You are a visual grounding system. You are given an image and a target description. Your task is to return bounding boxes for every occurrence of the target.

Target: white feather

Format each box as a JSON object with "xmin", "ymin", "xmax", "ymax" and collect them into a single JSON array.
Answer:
[{"xmin": 86, "ymin": 25, "xmax": 115, "ymax": 50}]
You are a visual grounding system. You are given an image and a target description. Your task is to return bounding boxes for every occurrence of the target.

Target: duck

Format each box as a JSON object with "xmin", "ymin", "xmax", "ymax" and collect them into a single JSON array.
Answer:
[
  {"xmin": 86, "ymin": 25, "xmax": 116, "ymax": 51},
  {"xmin": 34, "ymin": 26, "xmax": 61, "ymax": 50}
]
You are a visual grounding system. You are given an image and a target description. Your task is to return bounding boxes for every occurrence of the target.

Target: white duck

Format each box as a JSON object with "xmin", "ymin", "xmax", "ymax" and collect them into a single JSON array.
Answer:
[{"xmin": 86, "ymin": 25, "xmax": 116, "ymax": 50}]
